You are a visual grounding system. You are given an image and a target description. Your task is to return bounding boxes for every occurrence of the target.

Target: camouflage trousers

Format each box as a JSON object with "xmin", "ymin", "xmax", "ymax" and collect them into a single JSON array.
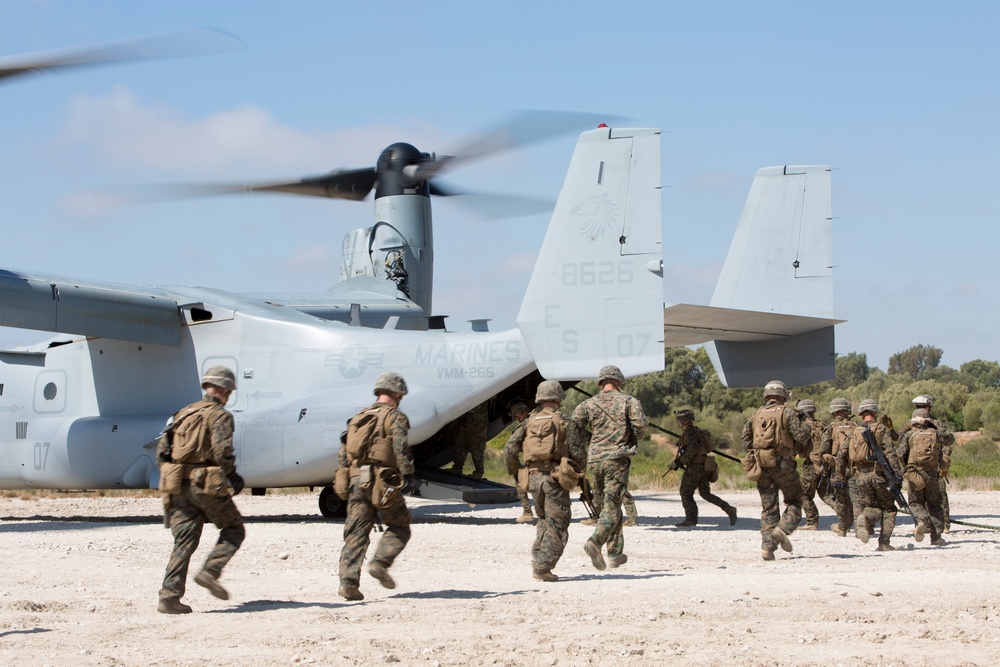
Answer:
[
  {"xmin": 339, "ymin": 479, "xmax": 411, "ymax": 587},
  {"xmin": 907, "ymin": 469, "xmax": 945, "ymax": 542},
  {"xmin": 854, "ymin": 468, "xmax": 898, "ymax": 544},
  {"xmin": 590, "ymin": 488, "xmax": 637, "ymax": 523},
  {"xmin": 160, "ymin": 487, "xmax": 245, "ymax": 603},
  {"xmin": 817, "ymin": 471, "xmax": 854, "ymax": 533},
  {"xmin": 452, "ymin": 439, "xmax": 485, "ymax": 476},
  {"xmin": 679, "ymin": 463, "xmax": 733, "ymax": 523},
  {"xmin": 939, "ymin": 476, "xmax": 950, "ymax": 528},
  {"xmin": 528, "ymin": 470, "xmax": 570, "ymax": 573},
  {"xmin": 798, "ymin": 460, "xmax": 820, "ymax": 526},
  {"xmin": 756, "ymin": 457, "xmax": 802, "ymax": 551},
  {"xmin": 588, "ymin": 458, "xmax": 630, "ymax": 557},
  {"xmin": 517, "ymin": 485, "xmax": 533, "ymax": 514}
]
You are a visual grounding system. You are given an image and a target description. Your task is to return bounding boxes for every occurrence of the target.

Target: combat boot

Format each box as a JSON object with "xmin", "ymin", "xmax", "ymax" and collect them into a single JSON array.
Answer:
[
  {"xmin": 516, "ymin": 512, "xmax": 535, "ymax": 524},
  {"xmin": 855, "ymin": 514, "xmax": 871, "ymax": 544},
  {"xmin": 623, "ymin": 518, "xmax": 638, "ymax": 527},
  {"xmin": 194, "ymin": 571, "xmax": 229, "ymax": 601},
  {"xmin": 726, "ymin": 506, "xmax": 738, "ymax": 526},
  {"xmin": 470, "ymin": 471, "xmax": 484, "ymax": 480},
  {"xmin": 831, "ymin": 525, "xmax": 847, "ymax": 537},
  {"xmin": 877, "ymin": 542, "xmax": 895, "ymax": 552},
  {"xmin": 771, "ymin": 527, "xmax": 793, "ymax": 553},
  {"xmin": 532, "ymin": 570, "xmax": 559, "ymax": 582},
  {"xmin": 157, "ymin": 598, "xmax": 192, "ymax": 615},
  {"xmin": 931, "ymin": 537, "xmax": 947, "ymax": 546},
  {"xmin": 799, "ymin": 523, "xmax": 818, "ymax": 531},
  {"xmin": 761, "ymin": 547, "xmax": 775, "ymax": 561},
  {"xmin": 608, "ymin": 554, "xmax": 628, "ymax": 569},
  {"xmin": 368, "ymin": 562, "xmax": 396, "ymax": 590},
  {"xmin": 914, "ymin": 524, "xmax": 927, "ymax": 542},
  {"xmin": 580, "ymin": 517, "xmax": 597, "ymax": 526},
  {"xmin": 674, "ymin": 519, "xmax": 697, "ymax": 527},
  {"xmin": 338, "ymin": 582, "xmax": 364, "ymax": 601},
  {"xmin": 584, "ymin": 539, "xmax": 606, "ymax": 571}
]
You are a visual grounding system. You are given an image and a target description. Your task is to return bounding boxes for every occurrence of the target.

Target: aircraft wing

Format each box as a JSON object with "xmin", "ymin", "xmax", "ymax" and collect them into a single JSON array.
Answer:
[
  {"xmin": 664, "ymin": 303, "xmax": 843, "ymax": 347},
  {"xmin": 0, "ymin": 268, "xmax": 183, "ymax": 346}
]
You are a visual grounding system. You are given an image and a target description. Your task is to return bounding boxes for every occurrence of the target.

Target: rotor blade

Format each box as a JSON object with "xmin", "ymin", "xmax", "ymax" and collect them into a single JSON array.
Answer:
[
  {"xmin": 438, "ymin": 190, "xmax": 556, "ymax": 222},
  {"xmin": 105, "ymin": 167, "xmax": 377, "ymax": 206},
  {"xmin": 0, "ymin": 27, "xmax": 245, "ymax": 84},
  {"xmin": 413, "ymin": 109, "xmax": 627, "ymax": 181}
]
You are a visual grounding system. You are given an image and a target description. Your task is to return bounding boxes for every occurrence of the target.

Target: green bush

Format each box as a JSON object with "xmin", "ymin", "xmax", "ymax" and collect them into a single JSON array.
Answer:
[{"xmin": 951, "ymin": 436, "xmax": 1000, "ymax": 478}]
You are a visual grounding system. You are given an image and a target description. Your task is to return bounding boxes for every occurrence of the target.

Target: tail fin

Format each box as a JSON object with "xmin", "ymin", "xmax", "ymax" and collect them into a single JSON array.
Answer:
[
  {"xmin": 706, "ymin": 165, "xmax": 836, "ymax": 386},
  {"xmin": 517, "ymin": 127, "xmax": 664, "ymax": 380}
]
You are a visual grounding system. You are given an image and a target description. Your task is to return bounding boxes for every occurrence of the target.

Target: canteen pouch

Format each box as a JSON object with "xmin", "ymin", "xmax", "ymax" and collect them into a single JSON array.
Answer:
[
  {"xmin": 158, "ymin": 462, "xmax": 184, "ymax": 495},
  {"xmin": 743, "ymin": 451, "xmax": 762, "ymax": 482},
  {"xmin": 552, "ymin": 457, "xmax": 583, "ymax": 492},
  {"xmin": 192, "ymin": 466, "xmax": 230, "ymax": 497},
  {"xmin": 516, "ymin": 467, "xmax": 531, "ymax": 493},
  {"xmin": 756, "ymin": 447, "xmax": 778, "ymax": 469},
  {"xmin": 903, "ymin": 465, "xmax": 926, "ymax": 491},
  {"xmin": 334, "ymin": 466, "xmax": 350, "ymax": 500}
]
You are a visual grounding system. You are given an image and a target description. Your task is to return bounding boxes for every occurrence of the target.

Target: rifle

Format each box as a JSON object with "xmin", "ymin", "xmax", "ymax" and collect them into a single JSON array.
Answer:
[
  {"xmin": 860, "ymin": 425, "xmax": 909, "ymax": 513},
  {"xmin": 569, "ymin": 386, "xmax": 742, "ymax": 464},
  {"xmin": 579, "ymin": 477, "xmax": 598, "ymax": 520}
]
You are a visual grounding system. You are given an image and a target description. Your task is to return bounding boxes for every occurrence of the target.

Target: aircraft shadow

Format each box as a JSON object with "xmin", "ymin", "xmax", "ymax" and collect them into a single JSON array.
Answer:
[{"xmin": 0, "ymin": 513, "xmax": 333, "ymax": 531}]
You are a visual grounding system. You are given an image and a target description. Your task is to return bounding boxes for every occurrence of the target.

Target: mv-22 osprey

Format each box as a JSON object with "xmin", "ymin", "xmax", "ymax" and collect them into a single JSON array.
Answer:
[{"xmin": 0, "ymin": 112, "xmax": 840, "ymax": 516}]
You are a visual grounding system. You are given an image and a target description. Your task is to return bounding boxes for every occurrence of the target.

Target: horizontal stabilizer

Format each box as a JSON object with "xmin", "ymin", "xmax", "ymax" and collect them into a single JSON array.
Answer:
[
  {"xmin": 664, "ymin": 303, "xmax": 843, "ymax": 347},
  {"xmin": 705, "ymin": 326, "xmax": 837, "ymax": 388}
]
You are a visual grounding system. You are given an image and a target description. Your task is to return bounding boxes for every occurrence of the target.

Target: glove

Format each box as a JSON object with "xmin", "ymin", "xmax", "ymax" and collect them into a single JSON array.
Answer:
[
  {"xmin": 228, "ymin": 472, "xmax": 245, "ymax": 495},
  {"xmin": 668, "ymin": 461, "xmax": 680, "ymax": 471},
  {"xmin": 832, "ymin": 480, "xmax": 845, "ymax": 491},
  {"xmin": 822, "ymin": 454, "xmax": 836, "ymax": 467}
]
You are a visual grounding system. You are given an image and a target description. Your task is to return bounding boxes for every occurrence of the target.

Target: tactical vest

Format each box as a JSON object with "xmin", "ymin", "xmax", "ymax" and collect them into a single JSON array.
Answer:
[
  {"xmin": 907, "ymin": 428, "xmax": 941, "ymax": 470},
  {"xmin": 167, "ymin": 400, "xmax": 221, "ymax": 464},
  {"xmin": 687, "ymin": 427, "xmax": 713, "ymax": 464},
  {"xmin": 345, "ymin": 403, "xmax": 397, "ymax": 470},
  {"xmin": 752, "ymin": 404, "xmax": 794, "ymax": 454},
  {"xmin": 522, "ymin": 409, "xmax": 567, "ymax": 466}
]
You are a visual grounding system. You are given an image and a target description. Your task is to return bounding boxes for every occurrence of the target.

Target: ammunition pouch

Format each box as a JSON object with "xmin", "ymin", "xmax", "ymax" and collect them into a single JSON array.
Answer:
[
  {"xmin": 551, "ymin": 457, "xmax": 583, "ymax": 492},
  {"xmin": 158, "ymin": 462, "xmax": 185, "ymax": 495},
  {"xmin": 743, "ymin": 450, "xmax": 763, "ymax": 482},
  {"xmin": 704, "ymin": 455, "xmax": 719, "ymax": 483},
  {"xmin": 334, "ymin": 466, "xmax": 350, "ymax": 500},
  {"xmin": 516, "ymin": 467, "xmax": 530, "ymax": 493},
  {"xmin": 190, "ymin": 465, "xmax": 230, "ymax": 497},
  {"xmin": 371, "ymin": 466, "xmax": 404, "ymax": 510},
  {"xmin": 756, "ymin": 447, "xmax": 778, "ymax": 469}
]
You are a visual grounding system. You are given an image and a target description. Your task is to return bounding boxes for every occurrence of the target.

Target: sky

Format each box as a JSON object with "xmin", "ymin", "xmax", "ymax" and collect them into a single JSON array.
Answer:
[{"xmin": 1, "ymin": 1, "xmax": 998, "ymax": 373}]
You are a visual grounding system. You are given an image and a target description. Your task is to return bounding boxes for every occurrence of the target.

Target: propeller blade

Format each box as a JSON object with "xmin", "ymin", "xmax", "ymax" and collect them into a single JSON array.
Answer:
[
  {"xmin": 0, "ymin": 27, "xmax": 245, "ymax": 84},
  {"xmin": 413, "ymin": 109, "xmax": 626, "ymax": 181}
]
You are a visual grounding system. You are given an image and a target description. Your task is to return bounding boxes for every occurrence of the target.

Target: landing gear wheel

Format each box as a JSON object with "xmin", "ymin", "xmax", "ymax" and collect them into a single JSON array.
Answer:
[{"xmin": 319, "ymin": 485, "xmax": 347, "ymax": 519}]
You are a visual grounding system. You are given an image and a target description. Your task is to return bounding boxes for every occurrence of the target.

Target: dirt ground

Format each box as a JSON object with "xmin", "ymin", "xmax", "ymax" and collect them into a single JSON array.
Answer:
[{"xmin": 1, "ymin": 489, "xmax": 998, "ymax": 667}]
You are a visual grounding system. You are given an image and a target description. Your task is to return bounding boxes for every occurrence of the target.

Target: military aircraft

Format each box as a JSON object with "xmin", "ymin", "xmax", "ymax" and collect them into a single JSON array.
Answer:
[{"xmin": 0, "ymin": 36, "xmax": 839, "ymax": 518}]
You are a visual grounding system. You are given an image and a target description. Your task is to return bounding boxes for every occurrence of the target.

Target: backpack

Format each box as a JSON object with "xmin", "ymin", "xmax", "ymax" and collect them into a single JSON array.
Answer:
[
  {"xmin": 908, "ymin": 428, "xmax": 940, "ymax": 468},
  {"xmin": 345, "ymin": 404, "xmax": 392, "ymax": 464},
  {"xmin": 523, "ymin": 411, "xmax": 565, "ymax": 464},
  {"xmin": 830, "ymin": 421, "xmax": 855, "ymax": 456},
  {"xmin": 696, "ymin": 428, "xmax": 713, "ymax": 456},
  {"xmin": 752, "ymin": 404, "xmax": 791, "ymax": 451},
  {"xmin": 848, "ymin": 426, "xmax": 874, "ymax": 464},
  {"xmin": 167, "ymin": 401, "xmax": 216, "ymax": 464}
]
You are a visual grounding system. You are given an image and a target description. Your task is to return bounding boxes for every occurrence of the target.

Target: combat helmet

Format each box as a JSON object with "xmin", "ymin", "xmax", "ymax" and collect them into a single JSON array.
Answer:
[
  {"xmin": 674, "ymin": 409, "xmax": 695, "ymax": 423},
  {"xmin": 857, "ymin": 399, "xmax": 879, "ymax": 415},
  {"xmin": 912, "ymin": 394, "xmax": 934, "ymax": 407},
  {"xmin": 373, "ymin": 372, "xmax": 408, "ymax": 397},
  {"xmin": 508, "ymin": 401, "xmax": 529, "ymax": 418},
  {"xmin": 201, "ymin": 366, "xmax": 236, "ymax": 391},
  {"xmin": 535, "ymin": 380, "xmax": 566, "ymax": 403},
  {"xmin": 910, "ymin": 408, "xmax": 931, "ymax": 424},
  {"xmin": 597, "ymin": 365, "xmax": 625, "ymax": 386},
  {"xmin": 763, "ymin": 380, "xmax": 789, "ymax": 400},
  {"xmin": 796, "ymin": 399, "xmax": 817, "ymax": 414},
  {"xmin": 829, "ymin": 397, "xmax": 852, "ymax": 416}
]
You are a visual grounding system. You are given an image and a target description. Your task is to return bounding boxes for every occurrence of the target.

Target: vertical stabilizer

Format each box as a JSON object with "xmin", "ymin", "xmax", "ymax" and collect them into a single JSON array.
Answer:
[
  {"xmin": 706, "ymin": 166, "xmax": 835, "ymax": 387},
  {"xmin": 517, "ymin": 127, "xmax": 664, "ymax": 380}
]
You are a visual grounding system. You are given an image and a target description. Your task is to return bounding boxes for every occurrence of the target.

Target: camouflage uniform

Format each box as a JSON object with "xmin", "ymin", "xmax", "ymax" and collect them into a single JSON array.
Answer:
[
  {"xmin": 742, "ymin": 398, "xmax": 809, "ymax": 557},
  {"xmin": 504, "ymin": 405, "xmax": 588, "ymax": 578},
  {"xmin": 898, "ymin": 415, "xmax": 954, "ymax": 531},
  {"xmin": 574, "ymin": 387, "xmax": 648, "ymax": 563},
  {"xmin": 897, "ymin": 423, "xmax": 947, "ymax": 545},
  {"xmin": 157, "ymin": 393, "xmax": 245, "ymax": 607},
  {"xmin": 798, "ymin": 411, "xmax": 825, "ymax": 528},
  {"xmin": 337, "ymin": 401, "xmax": 414, "ymax": 596},
  {"xmin": 449, "ymin": 404, "xmax": 489, "ymax": 478},
  {"xmin": 846, "ymin": 420, "xmax": 901, "ymax": 549},
  {"xmin": 675, "ymin": 424, "xmax": 735, "ymax": 525},
  {"xmin": 818, "ymin": 415, "xmax": 857, "ymax": 536},
  {"xmin": 504, "ymin": 410, "xmax": 535, "ymax": 519},
  {"xmin": 587, "ymin": 489, "xmax": 638, "ymax": 525}
]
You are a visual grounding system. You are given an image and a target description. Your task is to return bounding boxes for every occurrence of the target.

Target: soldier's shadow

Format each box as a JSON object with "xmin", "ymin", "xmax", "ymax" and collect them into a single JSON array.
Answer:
[
  {"xmin": 392, "ymin": 589, "xmax": 533, "ymax": 600},
  {"xmin": 208, "ymin": 599, "xmax": 366, "ymax": 613}
]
